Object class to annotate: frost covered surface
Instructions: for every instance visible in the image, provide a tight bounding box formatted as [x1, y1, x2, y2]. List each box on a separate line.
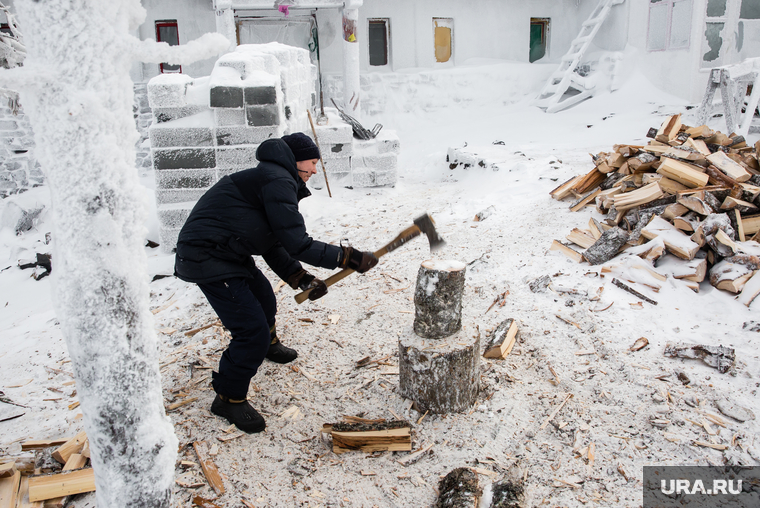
[1, 55, 760, 508]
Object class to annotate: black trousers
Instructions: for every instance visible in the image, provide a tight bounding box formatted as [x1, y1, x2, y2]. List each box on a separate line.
[197, 269, 277, 400]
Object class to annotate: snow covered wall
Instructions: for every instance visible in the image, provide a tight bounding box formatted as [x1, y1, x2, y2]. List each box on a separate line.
[0, 103, 43, 197]
[150, 42, 400, 251]
[149, 43, 317, 250]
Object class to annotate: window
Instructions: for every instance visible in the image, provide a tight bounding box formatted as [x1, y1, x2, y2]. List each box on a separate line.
[156, 20, 181, 73]
[530, 18, 549, 63]
[647, 0, 693, 52]
[433, 18, 453, 64]
[368, 19, 389, 66]
[701, 0, 729, 66]
[740, 0, 760, 18]
[0, 23, 10, 36]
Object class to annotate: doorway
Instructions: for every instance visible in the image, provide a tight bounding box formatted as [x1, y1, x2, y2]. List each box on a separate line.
[530, 18, 549, 63]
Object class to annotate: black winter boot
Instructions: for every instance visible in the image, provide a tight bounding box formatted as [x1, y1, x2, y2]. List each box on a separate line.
[210, 394, 266, 433]
[265, 324, 298, 364]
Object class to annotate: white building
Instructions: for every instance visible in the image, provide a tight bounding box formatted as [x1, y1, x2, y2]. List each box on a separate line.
[125, 0, 760, 106]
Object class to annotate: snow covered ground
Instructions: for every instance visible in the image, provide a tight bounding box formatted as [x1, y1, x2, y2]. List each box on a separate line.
[1, 59, 759, 507]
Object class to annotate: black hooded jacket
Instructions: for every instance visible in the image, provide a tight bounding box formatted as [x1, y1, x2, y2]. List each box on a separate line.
[174, 138, 343, 284]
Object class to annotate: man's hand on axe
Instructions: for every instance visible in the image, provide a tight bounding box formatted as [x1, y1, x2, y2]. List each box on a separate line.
[294, 213, 445, 304]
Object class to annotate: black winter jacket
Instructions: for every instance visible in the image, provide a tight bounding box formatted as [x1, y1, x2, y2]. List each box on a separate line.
[174, 138, 343, 284]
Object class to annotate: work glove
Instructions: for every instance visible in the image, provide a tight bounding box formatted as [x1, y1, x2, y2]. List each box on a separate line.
[340, 246, 378, 273]
[287, 269, 328, 301]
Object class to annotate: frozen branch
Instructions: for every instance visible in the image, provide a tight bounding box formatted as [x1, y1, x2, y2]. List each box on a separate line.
[132, 32, 230, 65]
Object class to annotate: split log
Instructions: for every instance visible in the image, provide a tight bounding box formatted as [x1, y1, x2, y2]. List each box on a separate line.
[0, 462, 16, 479]
[664, 146, 705, 163]
[583, 227, 629, 265]
[51, 431, 86, 465]
[657, 158, 709, 188]
[685, 125, 714, 138]
[0, 455, 34, 476]
[569, 188, 601, 212]
[641, 217, 701, 260]
[566, 229, 596, 249]
[737, 271, 760, 307]
[571, 168, 607, 195]
[550, 175, 584, 200]
[413, 260, 466, 339]
[436, 468, 481, 508]
[634, 238, 666, 263]
[549, 240, 583, 263]
[612, 182, 663, 210]
[693, 213, 737, 257]
[664, 343, 735, 374]
[627, 152, 657, 173]
[588, 218, 607, 239]
[193, 441, 224, 496]
[670, 258, 708, 283]
[655, 114, 682, 143]
[0, 470, 21, 508]
[721, 196, 758, 214]
[709, 260, 755, 293]
[28, 469, 95, 503]
[399, 331, 480, 414]
[483, 319, 519, 359]
[661, 202, 689, 221]
[707, 151, 752, 182]
[677, 194, 714, 216]
[322, 421, 412, 454]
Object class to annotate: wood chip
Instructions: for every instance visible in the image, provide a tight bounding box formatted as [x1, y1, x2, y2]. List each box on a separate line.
[167, 397, 198, 411]
[193, 441, 225, 496]
[539, 394, 574, 431]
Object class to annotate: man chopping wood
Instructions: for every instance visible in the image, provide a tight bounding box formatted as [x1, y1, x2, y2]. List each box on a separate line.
[174, 132, 378, 433]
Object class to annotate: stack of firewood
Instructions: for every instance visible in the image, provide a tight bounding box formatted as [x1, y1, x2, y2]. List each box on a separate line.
[550, 114, 760, 306]
[0, 432, 95, 506]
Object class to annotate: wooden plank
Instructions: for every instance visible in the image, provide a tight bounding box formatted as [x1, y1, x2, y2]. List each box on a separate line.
[736, 209, 746, 242]
[43, 454, 87, 508]
[51, 431, 87, 465]
[193, 441, 225, 496]
[28, 469, 95, 503]
[21, 440, 70, 452]
[0, 470, 21, 508]
[657, 158, 709, 188]
[16, 476, 43, 508]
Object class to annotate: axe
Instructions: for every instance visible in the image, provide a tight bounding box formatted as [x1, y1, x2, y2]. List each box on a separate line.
[295, 213, 445, 304]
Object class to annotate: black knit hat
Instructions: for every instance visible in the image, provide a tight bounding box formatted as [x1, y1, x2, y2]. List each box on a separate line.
[282, 132, 320, 162]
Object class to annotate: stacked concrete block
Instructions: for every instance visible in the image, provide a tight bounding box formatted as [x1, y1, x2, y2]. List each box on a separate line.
[0, 103, 43, 198]
[247, 43, 315, 135]
[307, 108, 353, 189]
[351, 128, 401, 188]
[149, 43, 318, 252]
[133, 83, 154, 174]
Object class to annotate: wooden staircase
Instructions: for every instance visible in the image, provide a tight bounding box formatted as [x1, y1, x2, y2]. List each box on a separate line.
[533, 0, 625, 113]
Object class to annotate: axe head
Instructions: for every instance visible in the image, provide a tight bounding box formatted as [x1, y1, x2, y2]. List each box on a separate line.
[414, 213, 446, 252]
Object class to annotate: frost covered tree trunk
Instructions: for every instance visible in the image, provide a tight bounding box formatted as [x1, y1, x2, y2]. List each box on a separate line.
[9, 1, 226, 506]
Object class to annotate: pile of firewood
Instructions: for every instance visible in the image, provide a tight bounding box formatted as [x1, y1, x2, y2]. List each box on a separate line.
[0, 432, 95, 506]
[549, 114, 760, 306]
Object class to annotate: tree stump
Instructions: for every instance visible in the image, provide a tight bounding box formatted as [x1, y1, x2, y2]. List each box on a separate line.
[413, 260, 466, 339]
[399, 260, 479, 413]
[435, 467, 481, 508]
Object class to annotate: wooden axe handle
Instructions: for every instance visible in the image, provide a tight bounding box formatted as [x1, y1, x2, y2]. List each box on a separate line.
[294, 224, 421, 304]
